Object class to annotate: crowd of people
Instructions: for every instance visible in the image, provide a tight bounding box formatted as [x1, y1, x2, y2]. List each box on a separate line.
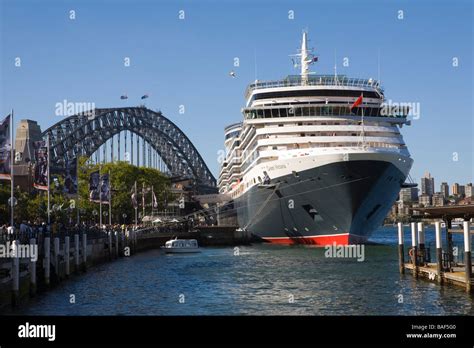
[0, 220, 143, 244]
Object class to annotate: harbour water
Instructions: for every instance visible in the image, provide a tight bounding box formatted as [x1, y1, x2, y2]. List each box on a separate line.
[8, 227, 474, 316]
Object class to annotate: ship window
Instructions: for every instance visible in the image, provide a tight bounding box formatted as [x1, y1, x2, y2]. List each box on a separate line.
[278, 124, 284, 127]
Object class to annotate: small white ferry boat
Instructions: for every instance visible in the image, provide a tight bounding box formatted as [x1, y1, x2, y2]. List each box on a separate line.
[162, 238, 201, 253]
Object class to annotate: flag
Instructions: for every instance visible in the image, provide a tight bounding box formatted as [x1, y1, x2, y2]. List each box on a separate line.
[0, 115, 12, 180]
[89, 171, 100, 202]
[62, 157, 77, 195]
[99, 173, 110, 204]
[120, 95, 128, 100]
[142, 184, 145, 208]
[350, 94, 363, 110]
[141, 94, 149, 100]
[33, 140, 48, 190]
[152, 191, 158, 208]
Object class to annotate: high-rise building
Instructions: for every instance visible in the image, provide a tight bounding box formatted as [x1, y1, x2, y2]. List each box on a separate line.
[399, 187, 418, 202]
[420, 172, 435, 196]
[419, 194, 431, 207]
[466, 183, 473, 198]
[440, 182, 449, 198]
[452, 183, 460, 196]
[459, 185, 465, 197]
[432, 192, 445, 207]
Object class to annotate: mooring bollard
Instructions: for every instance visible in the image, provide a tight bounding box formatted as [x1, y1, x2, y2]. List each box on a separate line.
[44, 236, 51, 286]
[398, 222, 404, 274]
[64, 236, 70, 277]
[410, 222, 418, 277]
[115, 231, 119, 257]
[82, 233, 87, 271]
[434, 221, 443, 284]
[74, 234, 80, 274]
[11, 240, 20, 306]
[463, 220, 472, 292]
[108, 231, 113, 259]
[54, 237, 60, 278]
[29, 238, 37, 296]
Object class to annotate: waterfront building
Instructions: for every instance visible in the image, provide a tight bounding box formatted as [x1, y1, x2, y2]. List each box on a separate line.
[420, 172, 435, 196]
[440, 182, 449, 198]
[466, 183, 473, 198]
[419, 194, 431, 207]
[432, 192, 445, 207]
[399, 187, 418, 202]
[452, 183, 460, 196]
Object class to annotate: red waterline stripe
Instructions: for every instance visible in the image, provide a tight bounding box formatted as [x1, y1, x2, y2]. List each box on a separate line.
[263, 233, 350, 246]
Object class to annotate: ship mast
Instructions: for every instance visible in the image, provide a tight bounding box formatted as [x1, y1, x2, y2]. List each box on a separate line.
[291, 31, 317, 86]
[301, 31, 310, 85]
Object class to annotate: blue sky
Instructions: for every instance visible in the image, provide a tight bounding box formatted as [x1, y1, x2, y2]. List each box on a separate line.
[0, 0, 472, 188]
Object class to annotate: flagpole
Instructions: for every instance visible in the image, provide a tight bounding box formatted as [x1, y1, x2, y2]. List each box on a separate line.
[142, 182, 145, 221]
[10, 109, 14, 228]
[47, 133, 51, 225]
[99, 163, 102, 228]
[134, 181, 138, 228]
[108, 170, 111, 225]
[76, 156, 80, 226]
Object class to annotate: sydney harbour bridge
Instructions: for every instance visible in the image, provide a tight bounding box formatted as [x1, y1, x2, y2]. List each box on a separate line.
[41, 107, 217, 194]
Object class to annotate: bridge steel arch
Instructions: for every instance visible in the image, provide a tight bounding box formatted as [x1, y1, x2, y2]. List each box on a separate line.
[42, 107, 216, 192]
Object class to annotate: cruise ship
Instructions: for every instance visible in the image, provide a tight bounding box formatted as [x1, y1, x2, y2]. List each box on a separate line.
[217, 32, 413, 245]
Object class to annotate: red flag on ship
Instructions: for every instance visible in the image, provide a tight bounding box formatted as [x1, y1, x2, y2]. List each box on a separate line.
[350, 94, 363, 109]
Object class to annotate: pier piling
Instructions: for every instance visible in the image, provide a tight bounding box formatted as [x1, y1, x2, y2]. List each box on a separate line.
[11, 240, 20, 306]
[463, 220, 472, 292]
[108, 231, 113, 260]
[82, 233, 87, 271]
[397, 222, 404, 274]
[434, 221, 443, 284]
[54, 237, 60, 279]
[65, 236, 70, 277]
[115, 232, 119, 258]
[410, 222, 418, 277]
[417, 222, 425, 251]
[74, 234, 80, 274]
[44, 237, 50, 286]
[29, 238, 37, 296]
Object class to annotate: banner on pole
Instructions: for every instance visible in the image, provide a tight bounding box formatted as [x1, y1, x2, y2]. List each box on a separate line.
[33, 140, 48, 190]
[89, 170, 100, 202]
[0, 115, 12, 180]
[62, 157, 78, 195]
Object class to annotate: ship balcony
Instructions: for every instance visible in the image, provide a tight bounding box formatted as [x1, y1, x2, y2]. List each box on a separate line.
[243, 104, 409, 120]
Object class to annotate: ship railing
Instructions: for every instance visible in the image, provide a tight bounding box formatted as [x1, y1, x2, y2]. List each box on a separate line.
[246, 75, 383, 97]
